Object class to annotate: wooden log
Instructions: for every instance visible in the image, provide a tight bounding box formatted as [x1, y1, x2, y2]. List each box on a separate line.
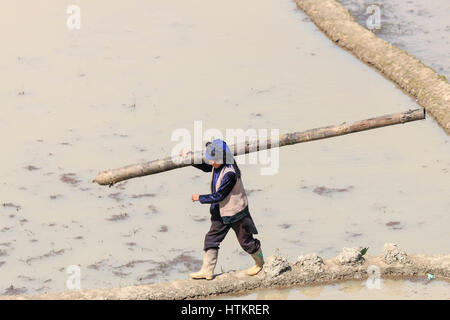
[93, 108, 425, 186]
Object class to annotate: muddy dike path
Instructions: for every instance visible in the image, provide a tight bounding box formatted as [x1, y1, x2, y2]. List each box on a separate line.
[4, 243, 449, 300]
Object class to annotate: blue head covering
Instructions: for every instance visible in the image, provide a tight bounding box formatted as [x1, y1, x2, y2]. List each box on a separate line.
[205, 139, 241, 178]
[205, 139, 232, 162]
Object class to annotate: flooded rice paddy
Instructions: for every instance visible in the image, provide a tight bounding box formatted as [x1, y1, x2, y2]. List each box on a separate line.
[0, 0, 449, 296]
[339, 0, 450, 79]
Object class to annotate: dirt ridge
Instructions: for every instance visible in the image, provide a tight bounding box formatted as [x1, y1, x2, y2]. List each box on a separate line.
[296, 0, 450, 134]
[4, 243, 449, 300]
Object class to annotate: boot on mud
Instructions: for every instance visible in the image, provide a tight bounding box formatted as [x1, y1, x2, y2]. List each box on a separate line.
[246, 248, 264, 276]
[190, 248, 218, 280]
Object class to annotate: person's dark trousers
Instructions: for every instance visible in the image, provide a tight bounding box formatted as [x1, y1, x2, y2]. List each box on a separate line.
[204, 214, 261, 254]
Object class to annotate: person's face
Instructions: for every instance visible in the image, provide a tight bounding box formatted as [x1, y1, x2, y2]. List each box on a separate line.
[210, 160, 222, 168]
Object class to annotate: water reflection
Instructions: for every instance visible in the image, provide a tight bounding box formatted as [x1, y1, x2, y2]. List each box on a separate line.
[228, 279, 450, 300]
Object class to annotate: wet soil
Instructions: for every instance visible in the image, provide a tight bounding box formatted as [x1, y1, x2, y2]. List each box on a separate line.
[4, 244, 449, 300]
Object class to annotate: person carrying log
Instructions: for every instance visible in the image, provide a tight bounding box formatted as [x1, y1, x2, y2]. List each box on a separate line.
[93, 109, 425, 187]
[187, 139, 264, 280]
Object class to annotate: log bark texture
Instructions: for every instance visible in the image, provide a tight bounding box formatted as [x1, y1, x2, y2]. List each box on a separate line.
[93, 108, 425, 186]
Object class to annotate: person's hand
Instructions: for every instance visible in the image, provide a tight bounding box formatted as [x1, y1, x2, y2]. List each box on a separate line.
[192, 194, 200, 202]
[180, 149, 192, 157]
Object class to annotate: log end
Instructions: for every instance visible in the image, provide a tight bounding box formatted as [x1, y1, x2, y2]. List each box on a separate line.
[93, 172, 112, 186]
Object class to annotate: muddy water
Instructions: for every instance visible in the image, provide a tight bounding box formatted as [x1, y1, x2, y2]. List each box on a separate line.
[223, 279, 450, 300]
[338, 0, 450, 78]
[0, 0, 449, 296]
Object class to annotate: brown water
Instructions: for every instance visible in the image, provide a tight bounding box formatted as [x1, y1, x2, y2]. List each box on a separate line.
[0, 0, 449, 296]
[223, 278, 450, 300]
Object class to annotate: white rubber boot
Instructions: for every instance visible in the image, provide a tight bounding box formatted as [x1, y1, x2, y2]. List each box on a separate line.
[190, 248, 218, 280]
[246, 248, 264, 276]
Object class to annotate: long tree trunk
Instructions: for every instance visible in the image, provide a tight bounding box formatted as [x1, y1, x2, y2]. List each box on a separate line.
[93, 108, 425, 186]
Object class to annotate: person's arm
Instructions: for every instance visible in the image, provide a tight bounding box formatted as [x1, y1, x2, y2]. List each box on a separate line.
[198, 172, 237, 204]
[192, 162, 212, 172]
[180, 150, 212, 172]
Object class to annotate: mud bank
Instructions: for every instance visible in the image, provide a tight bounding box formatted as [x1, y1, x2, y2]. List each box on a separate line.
[296, 0, 450, 134]
[5, 244, 449, 300]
